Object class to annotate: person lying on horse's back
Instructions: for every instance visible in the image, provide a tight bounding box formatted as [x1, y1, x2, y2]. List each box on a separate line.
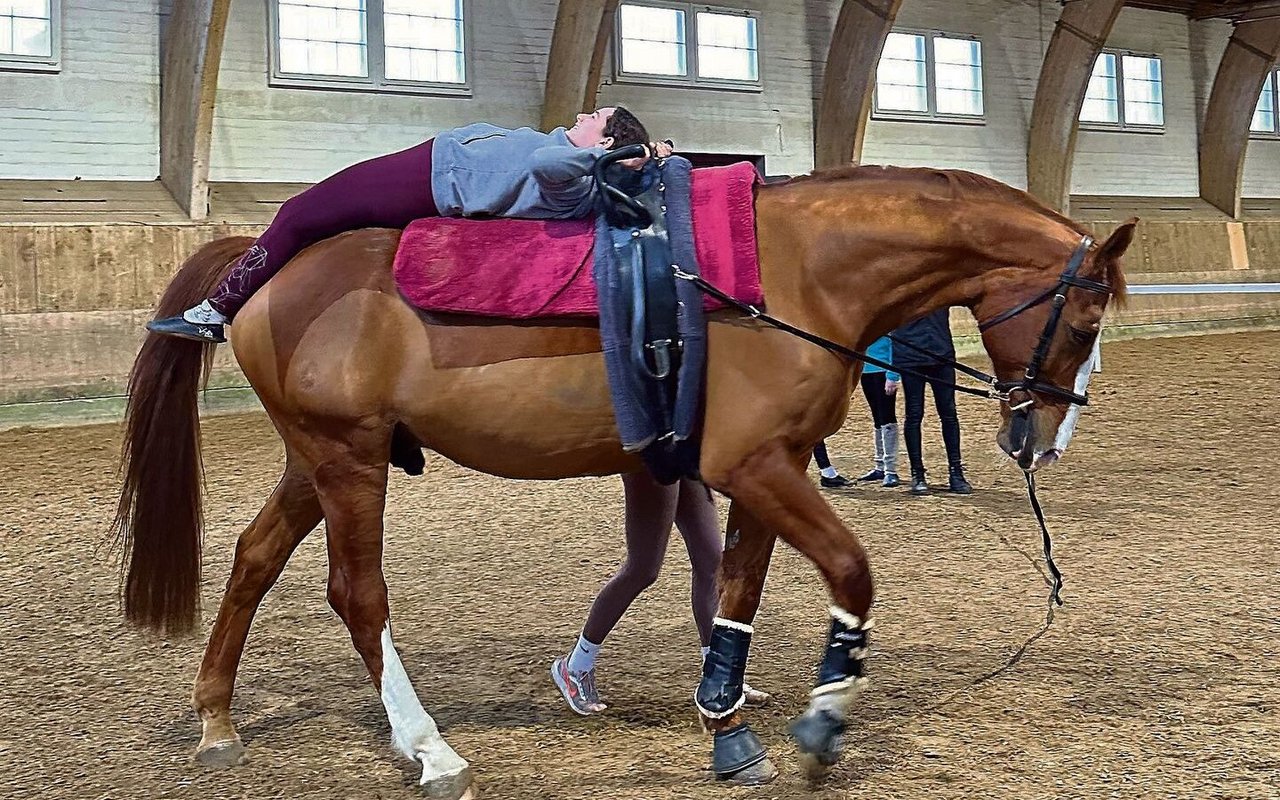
[145, 107, 673, 344]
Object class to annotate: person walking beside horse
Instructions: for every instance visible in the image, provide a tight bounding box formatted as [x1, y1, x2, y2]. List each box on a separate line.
[550, 474, 769, 715]
[853, 335, 902, 487]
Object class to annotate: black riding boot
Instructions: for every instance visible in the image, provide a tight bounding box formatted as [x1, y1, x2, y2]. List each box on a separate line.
[948, 464, 973, 494]
[909, 469, 929, 495]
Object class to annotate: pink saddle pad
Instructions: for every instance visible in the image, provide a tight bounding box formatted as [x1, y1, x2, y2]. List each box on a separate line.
[393, 162, 764, 319]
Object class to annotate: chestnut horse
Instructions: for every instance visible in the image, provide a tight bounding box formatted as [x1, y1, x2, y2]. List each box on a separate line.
[113, 166, 1132, 797]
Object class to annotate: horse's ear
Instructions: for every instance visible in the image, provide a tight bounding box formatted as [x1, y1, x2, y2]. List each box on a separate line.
[1094, 217, 1136, 301]
[1097, 218, 1138, 262]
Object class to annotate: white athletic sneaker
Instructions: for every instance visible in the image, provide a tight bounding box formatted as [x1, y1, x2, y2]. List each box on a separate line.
[182, 299, 228, 325]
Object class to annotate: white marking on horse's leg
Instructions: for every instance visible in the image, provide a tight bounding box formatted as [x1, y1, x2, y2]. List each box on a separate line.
[379, 625, 470, 788]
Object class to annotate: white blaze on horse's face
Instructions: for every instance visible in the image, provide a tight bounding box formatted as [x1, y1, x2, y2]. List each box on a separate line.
[1032, 333, 1103, 471]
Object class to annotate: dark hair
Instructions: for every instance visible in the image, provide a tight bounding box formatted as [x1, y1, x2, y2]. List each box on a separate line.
[603, 106, 649, 150]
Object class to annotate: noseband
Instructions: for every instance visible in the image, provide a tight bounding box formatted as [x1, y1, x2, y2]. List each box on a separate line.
[976, 236, 1112, 407]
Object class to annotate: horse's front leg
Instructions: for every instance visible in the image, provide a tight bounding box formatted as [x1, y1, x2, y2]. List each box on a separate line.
[705, 437, 874, 780]
[694, 502, 778, 784]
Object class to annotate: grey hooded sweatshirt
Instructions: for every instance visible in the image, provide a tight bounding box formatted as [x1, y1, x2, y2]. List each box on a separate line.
[429, 123, 607, 219]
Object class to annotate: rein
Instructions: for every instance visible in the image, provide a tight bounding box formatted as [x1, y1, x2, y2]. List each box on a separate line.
[672, 268, 1012, 402]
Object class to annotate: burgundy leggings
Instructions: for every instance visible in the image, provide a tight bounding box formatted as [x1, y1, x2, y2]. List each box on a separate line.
[581, 473, 722, 647]
[210, 139, 438, 318]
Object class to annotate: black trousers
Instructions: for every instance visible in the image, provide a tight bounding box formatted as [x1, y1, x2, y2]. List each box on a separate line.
[902, 364, 962, 475]
[813, 441, 833, 470]
[859, 372, 898, 426]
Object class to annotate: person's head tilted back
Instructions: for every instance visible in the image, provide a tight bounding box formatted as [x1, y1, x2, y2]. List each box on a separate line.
[566, 106, 649, 150]
[602, 106, 648, 150]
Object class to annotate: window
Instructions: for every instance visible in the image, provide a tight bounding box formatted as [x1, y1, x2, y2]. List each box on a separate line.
[1079, 50, 1164, 130]
[615, 2, 760, 89]
[873, 31, 983, 122]
[270, 0, 468, 94]
[0, 0, 59, 72]
[1252, 69, 1278, 138]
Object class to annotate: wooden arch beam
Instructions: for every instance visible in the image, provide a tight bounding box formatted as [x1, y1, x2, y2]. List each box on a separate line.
[1026, 0, 1126, 213]
[1199, 18, 1280, 218]
[542, 0, 619, 131]
[160, 0, 232, 220]
[814, 0, 903, 168]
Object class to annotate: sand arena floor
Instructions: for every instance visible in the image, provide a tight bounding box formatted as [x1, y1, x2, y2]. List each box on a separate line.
[1, 331, 1277, 800]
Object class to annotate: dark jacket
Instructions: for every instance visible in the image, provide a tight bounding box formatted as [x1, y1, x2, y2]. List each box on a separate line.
[892, 309, 956, 368]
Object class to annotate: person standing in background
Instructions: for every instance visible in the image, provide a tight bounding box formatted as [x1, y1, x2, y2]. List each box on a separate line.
[854, 335, 901, 488]
[893, 309, 973, 496]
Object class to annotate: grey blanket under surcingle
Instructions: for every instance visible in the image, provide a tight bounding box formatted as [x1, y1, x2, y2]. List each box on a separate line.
[592, 156, 707, 484]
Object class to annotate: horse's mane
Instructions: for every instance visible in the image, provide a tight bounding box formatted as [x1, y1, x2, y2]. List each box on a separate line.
[784, 165, 1092, 238]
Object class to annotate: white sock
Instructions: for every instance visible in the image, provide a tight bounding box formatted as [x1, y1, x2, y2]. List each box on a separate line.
[567, 633, 601, 674]
[701, 645, 710, 664]
[820, 466, 838, 479]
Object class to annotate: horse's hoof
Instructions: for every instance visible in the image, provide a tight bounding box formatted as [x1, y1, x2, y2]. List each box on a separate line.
[721, 757, 778, 785]
[798, 749, 837, 781]
[420, 764, 473, 800]
[788, 708, 844, 776]
[195, 737, 247, 768]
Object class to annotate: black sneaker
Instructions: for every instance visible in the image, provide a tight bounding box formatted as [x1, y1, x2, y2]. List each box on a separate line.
[909, 472, 930, 495]
[948, 468, 973, 495]
[146, 314, 226, 343]
[882, 472, 900, 488]
[855, 468, 885, 483]
[820, 474, 855, 490]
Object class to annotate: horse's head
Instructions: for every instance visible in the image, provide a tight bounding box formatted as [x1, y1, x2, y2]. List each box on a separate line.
[974, 218, 1135, 472]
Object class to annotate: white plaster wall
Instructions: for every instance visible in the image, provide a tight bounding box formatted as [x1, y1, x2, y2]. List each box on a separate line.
[860, 0, 1053, 189]
[209, 0, 558, 181]
[597, 0, 840, 177]
[0, 0, 160, 180]
[1070, 8, 1200, 196]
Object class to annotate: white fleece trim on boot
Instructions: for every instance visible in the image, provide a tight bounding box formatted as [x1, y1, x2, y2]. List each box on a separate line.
[713, 617, 754, 634]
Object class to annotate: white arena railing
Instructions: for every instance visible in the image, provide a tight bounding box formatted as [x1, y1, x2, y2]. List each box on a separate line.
[1127, 283, 1280, 294]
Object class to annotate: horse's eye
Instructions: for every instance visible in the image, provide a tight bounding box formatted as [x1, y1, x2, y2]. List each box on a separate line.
[1066, 325, 1095, 345]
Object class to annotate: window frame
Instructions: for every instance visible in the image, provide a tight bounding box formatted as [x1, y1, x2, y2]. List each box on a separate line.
[267, 0, 473, 97]
[0, 0, 61, 74]
[1249, 67, 1280, 141]
[1078, 48, 1166, 134]
[612, 1, 763, 92]
[871, 28, 986, 126]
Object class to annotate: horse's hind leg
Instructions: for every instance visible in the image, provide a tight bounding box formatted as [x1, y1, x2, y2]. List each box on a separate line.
[193, 462, 323, 766]
[310, 434, 472, 800]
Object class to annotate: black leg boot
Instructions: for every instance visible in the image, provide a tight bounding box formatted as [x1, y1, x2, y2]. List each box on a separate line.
[909, 469, 929, 495]
[948, 463, 973, 494]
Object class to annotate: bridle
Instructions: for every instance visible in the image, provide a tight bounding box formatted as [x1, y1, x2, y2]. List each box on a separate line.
[976, 235, 1113, 408]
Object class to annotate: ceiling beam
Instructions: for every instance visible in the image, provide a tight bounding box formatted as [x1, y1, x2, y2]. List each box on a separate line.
[1027, 0, 1126, 213]
[813, 0, 904, 168]
[159, 0, 232, 220]
[542, 0, 619, 131]
[1199, 18, 1280, 217]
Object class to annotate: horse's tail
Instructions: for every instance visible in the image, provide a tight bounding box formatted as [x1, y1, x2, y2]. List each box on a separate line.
[111, 236, 255, 635]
